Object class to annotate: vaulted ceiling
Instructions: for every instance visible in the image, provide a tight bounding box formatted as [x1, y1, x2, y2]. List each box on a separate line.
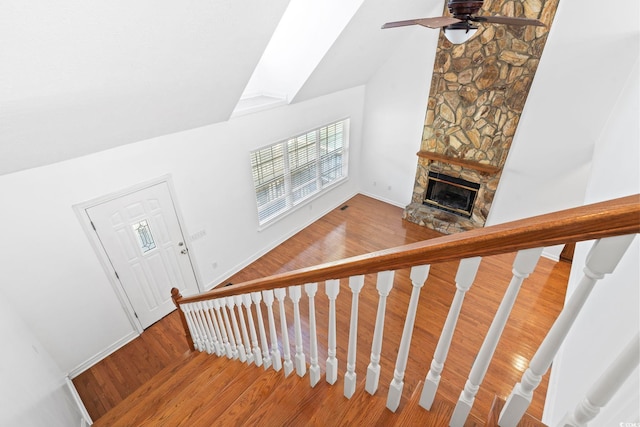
[1, 0, 638, 176]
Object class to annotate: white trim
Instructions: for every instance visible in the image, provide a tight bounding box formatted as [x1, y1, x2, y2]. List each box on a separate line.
[163, 178, 206, 290]
[72, 175, 203, 335]
[542, 249, 561, 262]
[73, 200, 143, 334]
[251, 118, 350, 228]
[68, 330, 138, 378]
[65, 376, 93, 426]
[205, 190, 358, 290]
[357, 190, 407, 209]
[231, 92, 288, 118]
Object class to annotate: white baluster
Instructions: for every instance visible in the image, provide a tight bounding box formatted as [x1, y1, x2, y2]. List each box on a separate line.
[420, 257, 481, 410]
[305, 282, 321, 387]
[386, 265, 430, 412]
[182, 305, 202, 352]
[220, 298, 238, 359]
[226, 296, 247, 362]
[366, 270, 395, 395]
[188, 304, 206, 352]
[262, 290, 282, 371]
[451, 248, 542, 427]
[344, 275, 365, 399]
[326, 279, 340, 385]
[193, 303, 209, 352]
[252, 291, 272, 369]
[185, 304, 203, 351]
[274, 288, 294, 377]
[212, 299, 233, 358]
[191, 303, 209, 353]
[235, 295, 254, 365]
[559, 333, 639, 427]
[198, 301, 219, 355]
[196, 302, 216, 354]
[205, 301, 225, 356]
[242, 294, 263, 367]
[499, 235, 636, 427]
[289, 285, 306, 377]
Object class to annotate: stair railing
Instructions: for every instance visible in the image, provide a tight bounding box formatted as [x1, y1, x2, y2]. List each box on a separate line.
[172, 194, 639, 426]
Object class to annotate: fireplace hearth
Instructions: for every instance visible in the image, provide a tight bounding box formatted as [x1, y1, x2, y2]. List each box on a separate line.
[423, 172, 479, 218]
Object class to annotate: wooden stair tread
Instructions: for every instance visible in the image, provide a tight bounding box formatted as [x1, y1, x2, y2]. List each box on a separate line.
[280, 377, 343, 426]
[147, 358, 264, 426]
[93, 352, 545, 427]
[393, 380, 485, 427]
[486, 395, 547, 427]
[93, 350, 207, 426]
[193, 367, 286, 426]
[330, 382, 390, 427]
[240, 373, 315, 426]
[95, 353, 254, 426]
[93, 351, 548, 427]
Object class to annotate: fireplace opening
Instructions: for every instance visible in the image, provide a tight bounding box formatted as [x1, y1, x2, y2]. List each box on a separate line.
[423, 172, 480, 218]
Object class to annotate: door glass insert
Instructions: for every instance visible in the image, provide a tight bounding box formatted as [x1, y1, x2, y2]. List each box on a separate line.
[132, 220, 156, 253]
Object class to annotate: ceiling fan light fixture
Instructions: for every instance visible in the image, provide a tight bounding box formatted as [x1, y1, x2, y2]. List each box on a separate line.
[443, 22, 478, 44]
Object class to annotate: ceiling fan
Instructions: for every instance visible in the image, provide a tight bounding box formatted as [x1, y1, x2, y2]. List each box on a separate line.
[382, 0, 545, 44]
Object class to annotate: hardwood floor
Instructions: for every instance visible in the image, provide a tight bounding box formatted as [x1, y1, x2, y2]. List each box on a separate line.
[74, 194, 569, 425]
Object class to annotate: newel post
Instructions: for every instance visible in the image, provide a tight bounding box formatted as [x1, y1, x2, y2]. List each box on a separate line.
[171, 288, 195, 352]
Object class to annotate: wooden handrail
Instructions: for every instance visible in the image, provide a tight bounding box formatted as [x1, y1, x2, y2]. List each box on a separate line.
[176, 194, 639, 304]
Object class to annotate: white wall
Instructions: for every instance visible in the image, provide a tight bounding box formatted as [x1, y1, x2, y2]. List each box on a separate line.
[487, 0, 639, 253]
[0, 288, 82, 426]
[359, 28, 439, 207]
[543, 58, 639, 426]
[0, 86, 364, 375]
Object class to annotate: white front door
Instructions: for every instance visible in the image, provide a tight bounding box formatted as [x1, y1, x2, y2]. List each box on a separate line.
[86, 182, 199, 329]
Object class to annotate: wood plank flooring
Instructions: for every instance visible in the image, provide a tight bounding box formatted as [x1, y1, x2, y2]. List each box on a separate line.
[74, 194, 570, 425]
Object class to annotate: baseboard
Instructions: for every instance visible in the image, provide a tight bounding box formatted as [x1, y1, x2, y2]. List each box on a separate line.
[358, 190, 408, 209]
[542, 244, 564, 262]
[204, 191, 359, 290]
[65, 376, 93, 426]
[68, 330, 138, 378]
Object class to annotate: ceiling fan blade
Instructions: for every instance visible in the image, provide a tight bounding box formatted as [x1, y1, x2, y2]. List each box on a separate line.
[471, 15, 545, 27]
[382, 16, 461, 29]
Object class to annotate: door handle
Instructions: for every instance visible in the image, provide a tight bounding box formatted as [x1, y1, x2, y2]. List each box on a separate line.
[181, 248, 188, 254]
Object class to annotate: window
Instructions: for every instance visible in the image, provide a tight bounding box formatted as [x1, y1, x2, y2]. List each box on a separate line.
[132, 219, 156, 253]
[251, 119, 349, 225]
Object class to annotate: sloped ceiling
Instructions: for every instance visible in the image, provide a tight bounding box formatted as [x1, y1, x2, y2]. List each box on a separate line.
[0, 0, 290, 175]
[293, 0, 444, 103]
[1, 0, 638, 177]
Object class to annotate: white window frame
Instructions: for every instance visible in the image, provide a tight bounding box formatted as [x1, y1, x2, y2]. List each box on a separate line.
[250, 118, 350, 228]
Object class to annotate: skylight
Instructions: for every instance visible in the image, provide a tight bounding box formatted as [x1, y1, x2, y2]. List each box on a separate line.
[232, 0, 364, 117]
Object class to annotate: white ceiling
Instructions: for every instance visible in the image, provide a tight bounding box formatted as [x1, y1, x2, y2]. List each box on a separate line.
[1, 0, 291, 175]
[1, 0, 638, 176]
[1, 0, 449, 176]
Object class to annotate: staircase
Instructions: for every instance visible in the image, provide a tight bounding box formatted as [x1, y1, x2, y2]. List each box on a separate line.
[94, 348, 492, 426]
[95, 195, 638, 426]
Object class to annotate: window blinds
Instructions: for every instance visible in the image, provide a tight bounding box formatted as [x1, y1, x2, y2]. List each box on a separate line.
[250, 119, 348, 225]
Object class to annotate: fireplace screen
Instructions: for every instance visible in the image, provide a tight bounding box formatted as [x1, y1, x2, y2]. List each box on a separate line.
[423, 172, 480, 218]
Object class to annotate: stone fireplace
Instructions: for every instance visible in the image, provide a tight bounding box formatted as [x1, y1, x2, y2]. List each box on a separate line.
[403, 0, 558, 234]
[404, 151, 500, 233]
